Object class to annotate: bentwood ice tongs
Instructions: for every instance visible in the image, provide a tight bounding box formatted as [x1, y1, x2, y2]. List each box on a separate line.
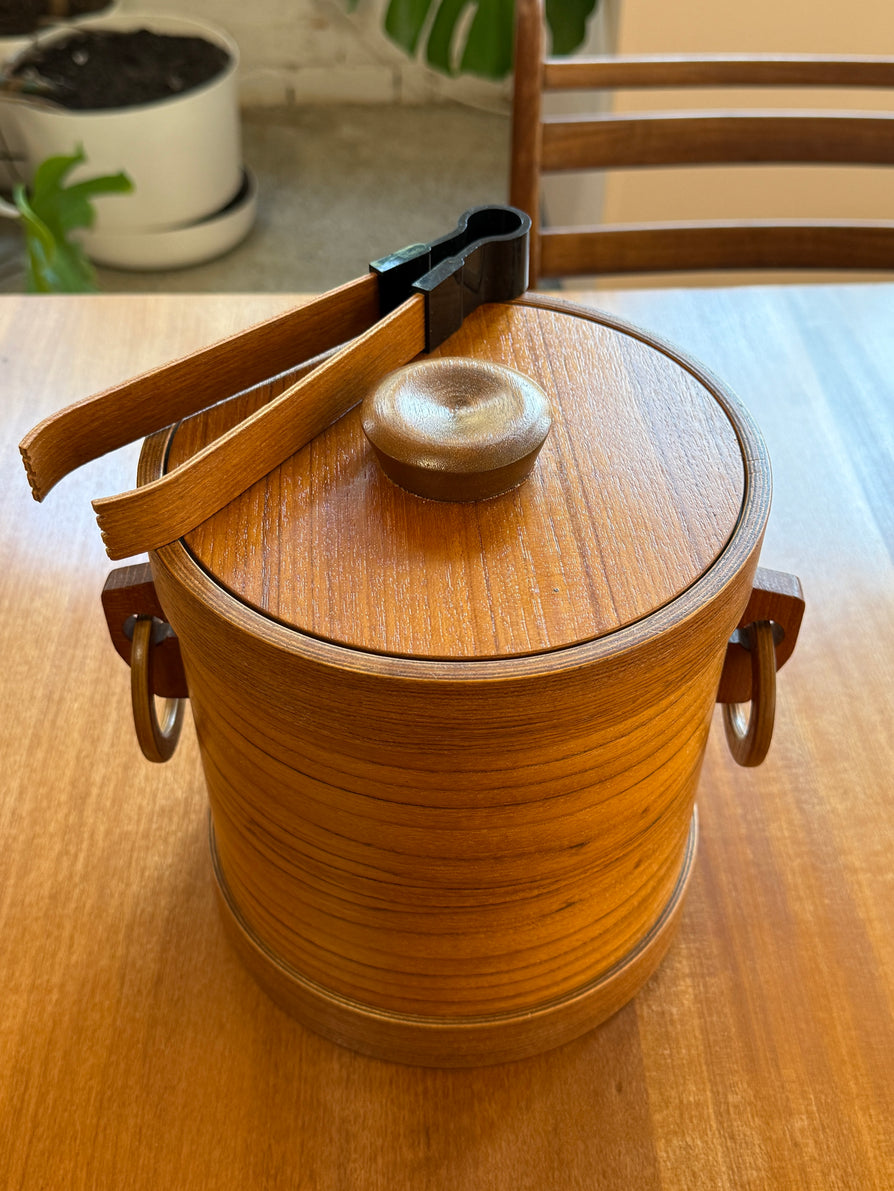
[20, 206, 530, 560]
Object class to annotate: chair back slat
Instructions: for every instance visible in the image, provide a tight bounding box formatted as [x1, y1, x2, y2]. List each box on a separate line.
[510, 0, 894, 283]
[543, 54, 894, 90]
[540, 222, 894, 276]
[541, 113, 894, 171]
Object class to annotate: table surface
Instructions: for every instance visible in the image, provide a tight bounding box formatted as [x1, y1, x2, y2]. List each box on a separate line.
[1, 286, 891, 1190]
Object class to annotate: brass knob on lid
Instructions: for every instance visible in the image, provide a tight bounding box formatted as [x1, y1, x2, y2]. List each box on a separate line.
[362, 357, 552, 502]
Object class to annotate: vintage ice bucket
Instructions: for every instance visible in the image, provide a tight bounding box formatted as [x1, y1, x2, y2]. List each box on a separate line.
[23, 210, 803, 1066]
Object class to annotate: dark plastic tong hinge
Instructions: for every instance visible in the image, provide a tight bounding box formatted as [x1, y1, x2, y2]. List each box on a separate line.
[369, 205, 531, 352]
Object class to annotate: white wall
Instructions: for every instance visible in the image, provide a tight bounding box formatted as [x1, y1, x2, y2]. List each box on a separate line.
[118, 0, 511, 107]
[541, 0, 618, 228]
[601, 0, 894, 233]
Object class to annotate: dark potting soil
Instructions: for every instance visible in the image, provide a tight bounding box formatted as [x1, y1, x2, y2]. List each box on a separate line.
[0, 1, 111, 38]
[11, 28, 231, 110]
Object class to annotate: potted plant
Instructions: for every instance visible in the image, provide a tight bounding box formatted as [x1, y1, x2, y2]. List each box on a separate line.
[3, 10, 255, 269]
[0, 0, 117, 59]
[0, 1, 118, 190]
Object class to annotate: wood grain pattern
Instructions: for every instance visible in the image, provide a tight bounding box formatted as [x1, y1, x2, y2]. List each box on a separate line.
[211, 815, 697, 1066]
[540, 112, 894, 171]
[2, 287, 891, 1186]
[717, 565, 805, 703]
[19, 273, 379, 501]
[510, 0, 894, 283]
[539, 220, 894, 277]
[92, 293, 426, 560]
[101, 562, 188, 698]
[543, 53, 894, 91]
[167, 300, 745, 659]
[361, 356, 552, 503]
[510, 0, 545, 281]
[136, 295, 769, 1062]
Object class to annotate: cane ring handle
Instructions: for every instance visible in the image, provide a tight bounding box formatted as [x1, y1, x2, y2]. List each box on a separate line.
[723, 620, 777, 767]
[131, 615, 184, 763]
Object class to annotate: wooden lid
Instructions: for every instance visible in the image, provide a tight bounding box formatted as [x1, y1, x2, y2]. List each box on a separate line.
[165, 297, 747, 661]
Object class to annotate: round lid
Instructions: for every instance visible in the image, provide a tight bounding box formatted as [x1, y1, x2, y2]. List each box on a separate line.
[164, 297, 747, 661]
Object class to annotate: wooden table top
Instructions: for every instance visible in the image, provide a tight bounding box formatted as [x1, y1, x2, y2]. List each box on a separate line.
[1, 286, 891, 1190]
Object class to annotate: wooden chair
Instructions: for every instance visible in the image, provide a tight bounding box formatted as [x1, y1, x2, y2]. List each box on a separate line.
[509, 0, 894, 285]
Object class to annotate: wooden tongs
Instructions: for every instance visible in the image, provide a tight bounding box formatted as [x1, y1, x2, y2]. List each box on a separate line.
[20, 206, 531, 560]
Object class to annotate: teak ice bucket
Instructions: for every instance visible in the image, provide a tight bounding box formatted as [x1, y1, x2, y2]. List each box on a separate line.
[21, 210, 804, 1067]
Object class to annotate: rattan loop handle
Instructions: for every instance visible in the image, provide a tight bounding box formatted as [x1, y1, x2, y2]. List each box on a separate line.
[131, 616, 184, 763]
[723, 620, 777, 767]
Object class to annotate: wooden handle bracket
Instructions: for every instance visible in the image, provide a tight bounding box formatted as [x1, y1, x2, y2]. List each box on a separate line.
[101, 563, 188, 698]
[716, 566, 805, 705]
[101, 562, 188, 762]
[715, 566, 804, 767]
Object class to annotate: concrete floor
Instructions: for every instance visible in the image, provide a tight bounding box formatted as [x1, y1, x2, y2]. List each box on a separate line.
[0, 103, 511, 294]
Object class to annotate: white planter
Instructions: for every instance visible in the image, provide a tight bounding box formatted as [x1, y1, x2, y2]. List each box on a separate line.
[0, 3, 121, 191]
[7, 11, 242, 231]
[1, 33, 32, 66]
[80, 166, 258, 271]
[1, 2, 120, 70]
[0, 1, 120, 56]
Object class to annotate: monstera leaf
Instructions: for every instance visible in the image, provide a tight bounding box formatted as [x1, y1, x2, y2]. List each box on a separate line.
[376, 0, 599, 80]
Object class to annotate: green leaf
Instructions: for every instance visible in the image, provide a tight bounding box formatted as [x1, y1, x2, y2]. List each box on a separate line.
[545, 0, 598, 55]
[426, 0, 471, 74]
[12, 187, 55, 262]
[13, 184, 96, 293]
[12, 147, 133, 293]
[459, 0, 515, 78]
[31, 148, 86, 203]
[381, 0, 599, 80]
[384, 0, 433, 55]
[51, 171, 134, 233]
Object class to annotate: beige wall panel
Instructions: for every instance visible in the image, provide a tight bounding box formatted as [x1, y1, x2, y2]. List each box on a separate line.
[600, 0, 894, 245]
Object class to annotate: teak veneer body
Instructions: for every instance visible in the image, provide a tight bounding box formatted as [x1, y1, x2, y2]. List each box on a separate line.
[138, 297, 771, 1065]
